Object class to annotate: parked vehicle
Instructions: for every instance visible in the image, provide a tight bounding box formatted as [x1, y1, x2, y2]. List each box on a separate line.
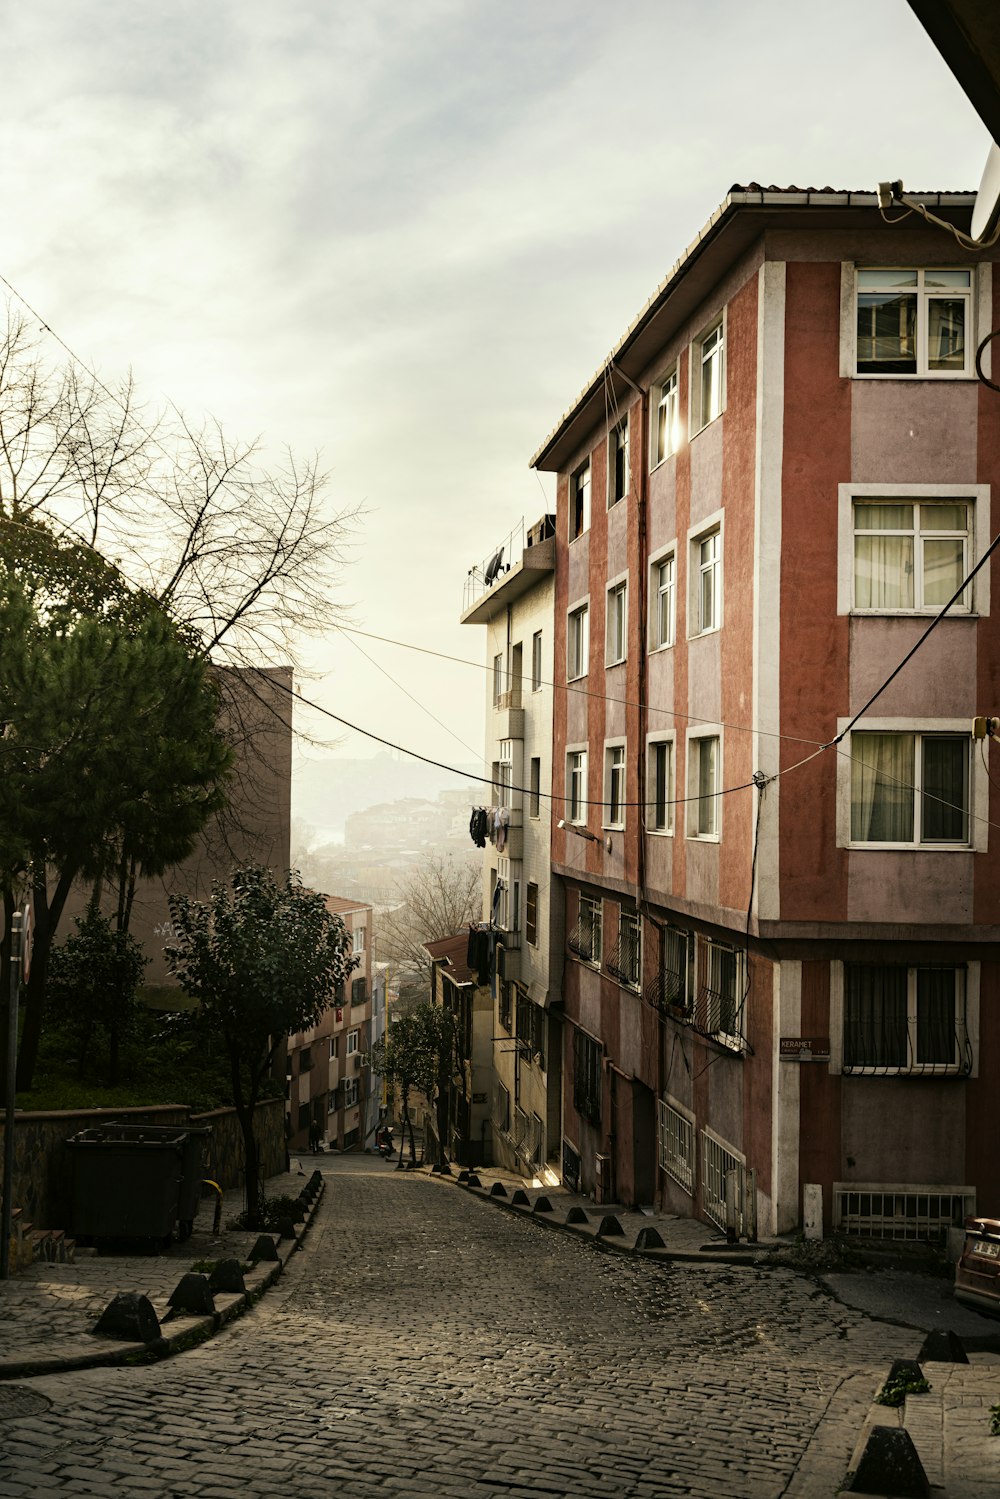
[954, 1216, 1000, 1317]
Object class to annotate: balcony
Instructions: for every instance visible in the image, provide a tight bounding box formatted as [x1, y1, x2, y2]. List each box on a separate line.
[461, 515, 556, 625]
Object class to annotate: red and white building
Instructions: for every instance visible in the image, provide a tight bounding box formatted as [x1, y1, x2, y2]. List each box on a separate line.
[532, 186, 1000, 1240]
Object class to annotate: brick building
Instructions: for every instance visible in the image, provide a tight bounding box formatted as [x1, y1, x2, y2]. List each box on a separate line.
[531, 186, 1000, 1239]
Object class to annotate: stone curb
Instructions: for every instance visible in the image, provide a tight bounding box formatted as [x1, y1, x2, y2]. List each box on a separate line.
[428, 1168, 782, 1267]
[0, 1181, 324, 1381]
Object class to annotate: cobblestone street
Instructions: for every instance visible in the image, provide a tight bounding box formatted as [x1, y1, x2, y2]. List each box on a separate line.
[0, 1157, 912, 1499]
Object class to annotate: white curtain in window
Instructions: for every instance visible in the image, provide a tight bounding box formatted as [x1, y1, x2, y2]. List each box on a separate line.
[854, 504, 913, 608]
[851, 733, 914, 841]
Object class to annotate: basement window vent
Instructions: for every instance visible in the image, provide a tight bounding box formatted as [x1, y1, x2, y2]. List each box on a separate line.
[833, 1183, 975, 1244]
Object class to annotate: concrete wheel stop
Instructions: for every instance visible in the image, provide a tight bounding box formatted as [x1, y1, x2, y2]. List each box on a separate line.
[844, 1426, 930, 1497]
[93, 1292, 161, 1343]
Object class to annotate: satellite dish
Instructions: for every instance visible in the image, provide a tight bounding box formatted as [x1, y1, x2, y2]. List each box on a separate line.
[972, 141, 1000, 243]
[483, 547, 504, 586]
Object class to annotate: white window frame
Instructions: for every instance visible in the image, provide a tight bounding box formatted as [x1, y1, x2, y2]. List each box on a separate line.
[352, 927, 365, 954]
[347, 1029, 359, 1056]
[493, 652, 504, 705]
[578, 895, 602, 968]
[836, 483, 989, 618]
[529, 756, 541, 819]
[840, 262, 991, 381]
[649, 543, 676, 652]
[690, 317, 725, 435]
[566, 744, 588, 825]
[851, 266, 974, 379]
[567, 600, 589, 681]
[651, 365, 679, 468]
[605, 576, 627, 666]
[686, 728, 722, 841]
[835, 717, 984, 852]
[616, 908, 641, 989]
[646, 733, 675, 835]
[570, 461, 591, 541]
[609, 417, 629, 506]
[531, 630, 543, 691]
[603, 739, 626, 831]
[343, 1077, 359, 1108]
[703, 938, 746, 1049]
[828, 960, 979, 1077]
[688, 512, 723, 638]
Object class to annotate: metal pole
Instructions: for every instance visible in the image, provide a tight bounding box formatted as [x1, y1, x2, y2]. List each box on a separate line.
[1, 910, 23, 1281]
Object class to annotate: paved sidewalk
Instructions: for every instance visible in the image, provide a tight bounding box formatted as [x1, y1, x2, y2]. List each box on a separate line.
[0, 1162, 318, 1379]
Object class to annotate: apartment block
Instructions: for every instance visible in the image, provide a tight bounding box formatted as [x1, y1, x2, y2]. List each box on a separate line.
[286, 895, 373, 1153]
[532, 186, 1000, 1240]
[461, 517, 564, 1179]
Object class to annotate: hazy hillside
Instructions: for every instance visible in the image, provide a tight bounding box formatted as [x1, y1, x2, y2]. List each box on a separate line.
[293, 751, 481, 842]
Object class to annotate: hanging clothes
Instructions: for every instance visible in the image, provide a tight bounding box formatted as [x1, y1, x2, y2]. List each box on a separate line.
[469, 806, 488, 849]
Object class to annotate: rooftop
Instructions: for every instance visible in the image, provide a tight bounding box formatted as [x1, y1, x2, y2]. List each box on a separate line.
[530, 184, 977, 472]
[423, 933, 475, 985]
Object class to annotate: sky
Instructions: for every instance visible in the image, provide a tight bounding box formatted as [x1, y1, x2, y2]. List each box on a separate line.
[0, 0, 990, 807]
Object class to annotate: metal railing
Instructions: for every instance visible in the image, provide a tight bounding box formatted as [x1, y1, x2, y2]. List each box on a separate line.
[834, 1184, 975, 1243]
[657, 1100, 694, 1195]
[463, 518, 526, 613]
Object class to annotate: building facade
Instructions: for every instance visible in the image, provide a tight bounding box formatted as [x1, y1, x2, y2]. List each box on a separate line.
[424, 934, 493, 1167]
[532, 186, 1000, 1240]
[461, 517, 564, 1181]
[286, 895, 373, 1154]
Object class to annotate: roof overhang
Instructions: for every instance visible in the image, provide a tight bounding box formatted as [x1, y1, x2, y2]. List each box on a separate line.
[529, 188, 975, 474]
[908, 1, 1000, 145]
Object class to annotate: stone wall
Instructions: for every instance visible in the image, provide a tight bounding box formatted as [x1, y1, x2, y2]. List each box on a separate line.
[1, 1097, 286, 1232]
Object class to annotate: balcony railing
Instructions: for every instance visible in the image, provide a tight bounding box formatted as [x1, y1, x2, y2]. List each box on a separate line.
[464, 519, 526, 613]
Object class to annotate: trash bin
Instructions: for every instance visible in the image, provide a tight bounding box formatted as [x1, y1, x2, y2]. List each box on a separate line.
[67, 1124, 191, 1245]
[954, 1215, 1000, 1317]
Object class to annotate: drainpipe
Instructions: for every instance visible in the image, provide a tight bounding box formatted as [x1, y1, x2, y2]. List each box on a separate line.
[610, 360, 653, 1206]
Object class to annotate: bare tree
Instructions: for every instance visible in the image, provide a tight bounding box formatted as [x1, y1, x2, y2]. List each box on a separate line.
[376, 852, 482, 995]
[0, 302, 360, 673]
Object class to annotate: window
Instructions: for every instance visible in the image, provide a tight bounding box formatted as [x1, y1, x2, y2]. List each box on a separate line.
[344, 1077, 359, 1109]
[650, 553, 675, 650]
[352, 927, 365, 954]
[531, 630, 542, 691]
[497, 739, 514, 805]
[703, 939, 745, 1044]
[351, 976, 367, 1005]
[493, 653, 504, 705]
[661, 924, 695, 1013]
[604, 743, 626, 829]
[687, 734, 720, 839]
[608, 908, 640, 989]
[853, 500, 970, 612]
[567, 603, 589, 680]
[347, 1029, 359, 1055]
[610, 418, 629, 505]
[653, 367, 679, 465]
[529, 757, 540, 818]
[694, 529, 721, 635]
[855, 268, 971, 377]
[657, 1098, 694, 1194]
[606, 580, 627, 665]
[495, 1080, 510, 1132]
[647, 738, 674, 833]
[566, 748, 588, 824]
[568, 894, 602, 965]
[572, 1028, 602, 1125]
[299, 1046, 312, 1072]
[843, 964, 968, 1073]
[692, 321, 724, 433]
[516, 991, 545, 1066]
[570, 462, 591, 540]
[850, 732, 969, 845]
[525, 882, 538, 946]
[499, 979, 512, 1033]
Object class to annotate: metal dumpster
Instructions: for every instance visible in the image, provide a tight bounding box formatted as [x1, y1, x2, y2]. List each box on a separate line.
[954, 1215, 1000, 1317]
[67, 1124, 196, 1246]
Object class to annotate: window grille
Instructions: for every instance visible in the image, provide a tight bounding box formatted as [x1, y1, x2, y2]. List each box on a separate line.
[606, 910, 641, 989]
[657, 1100, 694, 1194]
[567, 897, 602, 964]
[701, 1131, 745, 1234]
[842, 964, 971, 1075]
[692, 941, 747, 1049]
[834, 1184, 974, 1243]
[572, 1028, 602, 1125]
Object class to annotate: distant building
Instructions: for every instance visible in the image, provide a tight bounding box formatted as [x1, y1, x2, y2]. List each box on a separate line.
[424, 933, 493, 1167]
[286, 895, 373, 1153]
[460, 514, 564, 1181]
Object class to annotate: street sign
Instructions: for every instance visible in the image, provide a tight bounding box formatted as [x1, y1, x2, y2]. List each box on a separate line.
[779, 1036, 831, 1061]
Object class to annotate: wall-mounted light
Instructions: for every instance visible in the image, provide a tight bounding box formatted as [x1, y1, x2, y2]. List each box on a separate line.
[557, 819, 613, 853]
